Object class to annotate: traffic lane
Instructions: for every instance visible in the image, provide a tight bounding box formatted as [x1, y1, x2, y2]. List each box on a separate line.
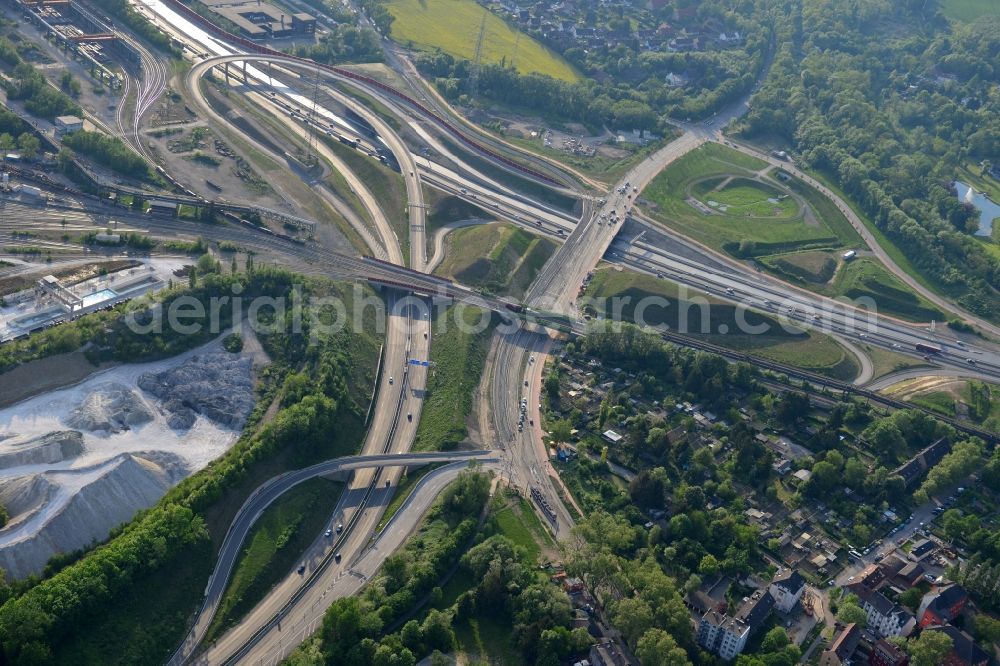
[615, 245, 1000, 377]
[234, 460, 499, 666]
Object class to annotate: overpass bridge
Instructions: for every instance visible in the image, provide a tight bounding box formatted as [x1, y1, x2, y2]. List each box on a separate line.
[169, 450, 496, 665]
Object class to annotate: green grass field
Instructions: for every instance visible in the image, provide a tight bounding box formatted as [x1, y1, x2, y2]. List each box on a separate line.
[207, 478, 343, 641]
[385, 0, 579, 82]
[435, 222, 556, 298]
[692, 176, 798, 218]
[762, 250, 839, 283]
[425, 190, 496, 233]
[893, 379, 1000, 432]
[412, 304, 495, 451]
[863, 344, 933, 380]
[941, 0, 999, 21]
[641, 143, 847, 257]
[833, 258, 945, 322]
[585, 268, 860, 380]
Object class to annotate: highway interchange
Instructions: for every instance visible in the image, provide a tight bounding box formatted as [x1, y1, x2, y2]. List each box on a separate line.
[4, 2, 1000, 663]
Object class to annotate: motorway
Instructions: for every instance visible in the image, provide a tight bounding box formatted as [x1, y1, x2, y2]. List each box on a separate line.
[168, 451, 494, 665]
[6, 0, 1000, 662]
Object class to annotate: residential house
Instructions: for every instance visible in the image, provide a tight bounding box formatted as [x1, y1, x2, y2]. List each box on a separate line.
[924, 625, 989, 666]
[769, 569, 805, 613]
[909, 538, 937, 562]
[917, 584, 969, 628]
[819, 623, 861, 666]
[846, 583, 915, 638]
[589, 639, 632, 666]
[697, 611, 750, 660]
[735, 589, 775, 630]
[857, 563, 886, 589]
[869, 639, 909, 666]
[895, 561, 926, 588]
[893, 438, 951, 488]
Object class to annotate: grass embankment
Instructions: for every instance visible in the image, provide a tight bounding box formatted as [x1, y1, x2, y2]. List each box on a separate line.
[434, 222, 556, 298]
[206, 478, 344, 641]
[424, 189, 496, 233]
[319, 135, 410, 263]
[863, 344, 934, 380]
[491, 490, 555, 563]
[412, 305, 496, 451]
[641, 143, 851, 257]
[585, 268, 860, 381]
[761, 254, 946, 322]
[439, 135, 581, 215]
[376, 462, 445, 531]
[385, 0, 579, 82]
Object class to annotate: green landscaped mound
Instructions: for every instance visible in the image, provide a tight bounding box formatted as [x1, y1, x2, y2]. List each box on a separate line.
[641, 143, 847, 258]
[761, 250, 839, 284]
[385, 0, 579, 82]
[691, 176, 799, 219]
[584, 268, 860, 381]
[834, 258, 945, 323]
[434, 222, 556, 298]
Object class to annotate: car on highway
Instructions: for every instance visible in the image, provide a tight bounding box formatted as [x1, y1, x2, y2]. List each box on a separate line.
[334, 553, 342, 563]
[297, 564, 306, 575]
[407, 412, 412, 421]
[388, 376, 394, 384]
[324, 528, 332, 538]
[336, 523, 343, 533]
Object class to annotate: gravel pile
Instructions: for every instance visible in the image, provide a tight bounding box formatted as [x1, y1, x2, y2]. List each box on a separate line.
[65, 384, 154, 434]
[0, 431, 84, 468]
[137, 353, 255, 430]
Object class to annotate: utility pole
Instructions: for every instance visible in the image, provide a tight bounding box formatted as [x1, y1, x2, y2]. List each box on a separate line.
[467, 10, 487, 99]
[306, 71, 320, 165]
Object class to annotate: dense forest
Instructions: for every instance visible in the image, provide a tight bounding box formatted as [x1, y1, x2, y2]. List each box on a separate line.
[741, 0, 1000, 319]
[61, 130, 151, 179]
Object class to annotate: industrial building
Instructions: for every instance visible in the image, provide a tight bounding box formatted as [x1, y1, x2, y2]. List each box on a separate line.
[200, 0, 315, 40]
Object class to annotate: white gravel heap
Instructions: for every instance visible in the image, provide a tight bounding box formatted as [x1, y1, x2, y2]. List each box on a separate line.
[0, 431, 84, 468]
[65, 383, 155, 435]
[0, 452, 188, 579]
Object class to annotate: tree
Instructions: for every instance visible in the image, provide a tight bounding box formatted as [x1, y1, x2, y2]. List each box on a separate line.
[836, 602, 868, 627]
[698, 554, 720, 577]
[420, 609, 454, 653]
[899, 587, 923, 612]
[629, 469, 666, 509]
[761, 627, 790, 652]
[16, 133, 39, 161]
[973, 615, 1000, 647]
[545, 372, 560, 402]
[636, 628, 690, 666]
[612, 597, 653, 649]
[906, 629, 953, 666]
[0, 134, 14, 162]
[550, 419, 572, 445]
